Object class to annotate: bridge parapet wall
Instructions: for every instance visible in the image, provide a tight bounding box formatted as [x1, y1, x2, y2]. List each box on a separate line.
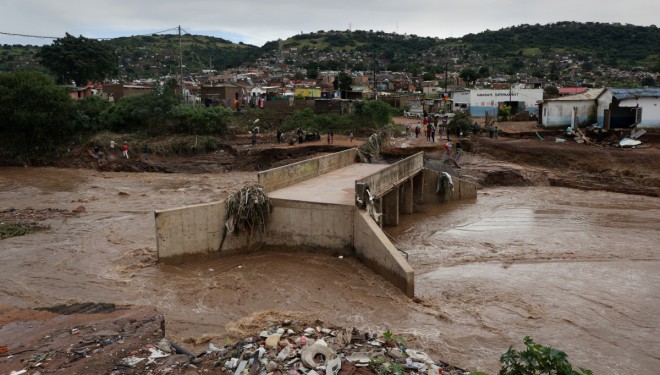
[258, 148, 357, 192]
[355, 152, 424, 201]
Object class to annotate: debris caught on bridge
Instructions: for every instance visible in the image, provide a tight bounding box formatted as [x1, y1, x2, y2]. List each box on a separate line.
[436, 172, 454, 203]
[221, 184, 273, 248]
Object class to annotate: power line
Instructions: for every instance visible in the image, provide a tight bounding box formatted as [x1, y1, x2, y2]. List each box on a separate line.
[0, 31, 58, 39]
[0, 26, 185, 41]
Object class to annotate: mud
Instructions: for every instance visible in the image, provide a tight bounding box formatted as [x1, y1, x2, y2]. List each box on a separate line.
[1, 127, 660, 374]
[1, 164, 659, 374]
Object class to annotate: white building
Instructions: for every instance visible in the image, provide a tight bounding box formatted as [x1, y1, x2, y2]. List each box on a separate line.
[596, 88, 660, 129]
[451, 88, 543, 116]
[541, 89, 604, 127]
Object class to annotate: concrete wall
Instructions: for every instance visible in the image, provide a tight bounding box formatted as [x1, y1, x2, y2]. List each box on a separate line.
[155, 200, 255, 263]
[353, 210, 415, 297]
[258, 148, 357, 192]
[542, 100, 595, 127]
[266, 199, 355, 251]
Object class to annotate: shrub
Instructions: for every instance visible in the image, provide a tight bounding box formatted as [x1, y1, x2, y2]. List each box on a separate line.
[170, 104, 231, 134]
[99, 90, 178, 133]
[448, 110, 474, 136]
[499, 336, 592, 375]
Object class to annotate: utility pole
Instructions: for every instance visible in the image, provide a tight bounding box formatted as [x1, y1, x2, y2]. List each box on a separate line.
[444, 62, 448, 96]
[373, 51, 377, 100]
[444, 62, 448, 111]
[178, 25, 184, 102]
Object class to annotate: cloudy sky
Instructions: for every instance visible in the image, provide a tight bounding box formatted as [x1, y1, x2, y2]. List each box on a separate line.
[1, 0, 658, 47]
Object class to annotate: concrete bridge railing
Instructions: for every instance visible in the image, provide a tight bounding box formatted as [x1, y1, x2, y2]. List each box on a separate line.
[354, 152, 424, 202]
[258, 148, 357, 192]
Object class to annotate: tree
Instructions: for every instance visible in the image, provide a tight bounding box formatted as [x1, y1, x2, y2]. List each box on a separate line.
[544, 85, 560, 97]
[355, 100, 392, 127]
[37, 33, 117, 86]
[477, 66, 490, 78]
[641, 75, 657, 87]
[333, 72, 353, 92]
[0, 71, 74, 162]
[305, 62, 319, 79]
[422, 72, 436, 81]
[531, 68, 545, 78]
[460, 67, 478, 86]
[100, 89, 178, 134]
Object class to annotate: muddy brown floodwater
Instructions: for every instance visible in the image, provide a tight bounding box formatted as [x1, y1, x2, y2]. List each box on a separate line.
[1, 167, 659, 374]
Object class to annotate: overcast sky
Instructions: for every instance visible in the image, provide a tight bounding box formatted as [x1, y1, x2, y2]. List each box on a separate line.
[1, 0, 658, 47]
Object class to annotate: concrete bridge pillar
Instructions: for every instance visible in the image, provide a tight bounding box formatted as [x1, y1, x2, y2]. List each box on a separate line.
[412, 171, 425, 203]
[400, 178, 414, 215]
[382, 187, 399, 226]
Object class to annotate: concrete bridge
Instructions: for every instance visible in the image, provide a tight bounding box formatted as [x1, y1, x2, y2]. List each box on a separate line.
[155, 148, 477, 297]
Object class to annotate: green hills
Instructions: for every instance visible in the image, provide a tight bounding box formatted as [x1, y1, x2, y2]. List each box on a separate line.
[1, 22, 658, 82]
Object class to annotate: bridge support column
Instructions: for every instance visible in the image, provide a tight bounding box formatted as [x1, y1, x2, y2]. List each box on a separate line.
[400, 178, 414, 215]
[412, 171, 424, 204]
[382, 187, 399, 226]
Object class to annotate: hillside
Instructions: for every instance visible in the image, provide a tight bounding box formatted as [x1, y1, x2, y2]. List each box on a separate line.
[1, 22, 658, 85]
[0, 34, 264, 80]
[455, 21, 660, 70]
[267, 23, 659, 84]
[106, 34, 263, 79]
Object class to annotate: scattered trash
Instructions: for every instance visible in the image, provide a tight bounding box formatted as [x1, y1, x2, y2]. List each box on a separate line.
[630, 129, 646, 140]
[555, 137, 566, 143]
[619, 138, 642, 147]
[119, 355, 145, 368]
[109, 321, 469, 374]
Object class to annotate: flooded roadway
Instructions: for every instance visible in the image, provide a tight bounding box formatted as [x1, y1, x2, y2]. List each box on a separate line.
[0, 167, 658, 374]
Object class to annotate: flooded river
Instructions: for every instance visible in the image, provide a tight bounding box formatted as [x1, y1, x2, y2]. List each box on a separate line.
[0, 168, 658, 374]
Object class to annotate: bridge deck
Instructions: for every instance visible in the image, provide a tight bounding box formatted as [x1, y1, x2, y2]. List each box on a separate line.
[268, 163, 388, 205]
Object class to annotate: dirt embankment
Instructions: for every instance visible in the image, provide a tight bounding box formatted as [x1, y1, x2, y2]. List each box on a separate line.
[52, 121, 660, 197]
[55, 135, 356, 174]
[388, 118, 660, 197]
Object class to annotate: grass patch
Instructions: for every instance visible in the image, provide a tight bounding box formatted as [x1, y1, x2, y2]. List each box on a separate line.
[0, 222, 50, 240]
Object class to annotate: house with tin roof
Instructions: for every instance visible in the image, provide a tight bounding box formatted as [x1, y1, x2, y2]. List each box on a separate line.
[596, 88, 660, 129]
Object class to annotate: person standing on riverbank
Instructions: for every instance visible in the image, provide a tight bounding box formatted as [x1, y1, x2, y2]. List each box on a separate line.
[122, 143, 129, 159]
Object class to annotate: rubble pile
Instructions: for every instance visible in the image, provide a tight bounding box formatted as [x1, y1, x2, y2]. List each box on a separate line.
[114, 320, 467, 375]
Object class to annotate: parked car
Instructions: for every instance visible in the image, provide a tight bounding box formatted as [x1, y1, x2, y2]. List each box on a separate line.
[404, 110, 423, 118]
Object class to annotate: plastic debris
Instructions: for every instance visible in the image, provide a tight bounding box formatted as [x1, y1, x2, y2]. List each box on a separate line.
[113, 321, 467, 374]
